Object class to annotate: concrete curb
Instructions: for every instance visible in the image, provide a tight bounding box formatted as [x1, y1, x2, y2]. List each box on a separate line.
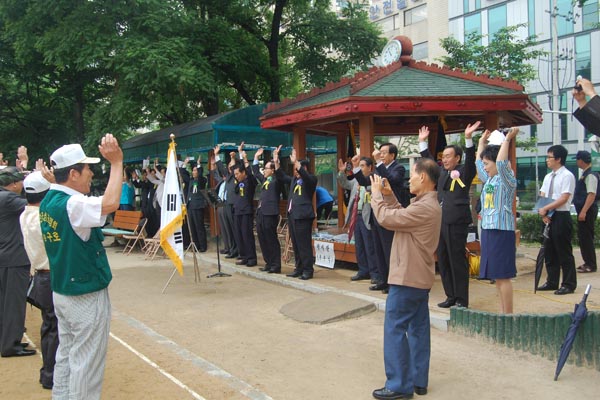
[205, 257, 450, 331]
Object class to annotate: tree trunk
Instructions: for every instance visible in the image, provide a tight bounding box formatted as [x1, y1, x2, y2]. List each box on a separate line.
[267, 0, 287, 102]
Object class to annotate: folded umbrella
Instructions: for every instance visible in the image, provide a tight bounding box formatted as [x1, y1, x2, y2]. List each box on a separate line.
[346, 191, 359, 242]
[554, 284, 592, 381]
[534, 223, 550, 293]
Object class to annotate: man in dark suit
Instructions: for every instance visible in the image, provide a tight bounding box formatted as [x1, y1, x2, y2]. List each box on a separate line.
[250, 147, 283, 273]
[232, 158, 258, 267]
[419, 121, 480, 308]
[187, 162, 208, 252]
[349, 143, 407, 293]
[275, 147, 318, 280]
[572, 77, 600, 137]
[214, 145, 240, 259]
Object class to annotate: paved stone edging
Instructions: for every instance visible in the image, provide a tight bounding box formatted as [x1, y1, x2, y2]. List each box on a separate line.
[209, 258, 450, 332]
[449, 307, 600, 371]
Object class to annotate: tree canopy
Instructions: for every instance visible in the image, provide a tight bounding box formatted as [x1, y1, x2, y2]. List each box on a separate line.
[437, 24, 545, 86]
[0, 0, 384, 162]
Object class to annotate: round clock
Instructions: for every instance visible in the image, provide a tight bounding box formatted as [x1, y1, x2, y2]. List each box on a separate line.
[380, 39, 402, 67]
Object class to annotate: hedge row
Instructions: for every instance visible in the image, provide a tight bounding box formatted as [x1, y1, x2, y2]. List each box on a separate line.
[517, 213, 600, 246]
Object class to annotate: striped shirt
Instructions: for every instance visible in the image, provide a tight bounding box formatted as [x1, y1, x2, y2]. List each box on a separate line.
[476, 159, 517, 231]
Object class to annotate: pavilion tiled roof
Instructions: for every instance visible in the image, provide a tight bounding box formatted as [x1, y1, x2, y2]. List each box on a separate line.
[263, 60, 525, 117]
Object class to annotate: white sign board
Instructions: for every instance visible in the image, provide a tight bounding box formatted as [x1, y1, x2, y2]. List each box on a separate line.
[314, 240, 335, 269]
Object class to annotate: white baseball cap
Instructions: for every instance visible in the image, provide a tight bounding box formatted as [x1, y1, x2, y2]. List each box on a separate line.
[23, 171, 51, 194]
[50, 144, 100, 169]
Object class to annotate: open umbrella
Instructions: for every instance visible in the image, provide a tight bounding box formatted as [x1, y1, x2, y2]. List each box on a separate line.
[554, 284, 592, 381]
[534, 224, 550, 293]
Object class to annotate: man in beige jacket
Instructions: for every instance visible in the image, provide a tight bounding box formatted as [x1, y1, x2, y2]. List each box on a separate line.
[370, 158, 442, 400]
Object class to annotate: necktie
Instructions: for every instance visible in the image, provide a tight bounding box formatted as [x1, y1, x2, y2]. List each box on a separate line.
[547, 172, 556, 199]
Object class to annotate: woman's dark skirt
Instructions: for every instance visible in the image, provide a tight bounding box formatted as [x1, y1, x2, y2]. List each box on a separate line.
[480, 229, 516, 280]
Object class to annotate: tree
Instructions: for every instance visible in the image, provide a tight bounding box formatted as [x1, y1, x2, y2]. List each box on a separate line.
[437, 24, 546, 85]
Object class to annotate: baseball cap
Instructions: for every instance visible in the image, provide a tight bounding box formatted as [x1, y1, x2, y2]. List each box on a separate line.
[50, 144, 100, 169]
[572, 150, 592, 163]
[23, 171, 51, 194]
[0, 167, 25, 187]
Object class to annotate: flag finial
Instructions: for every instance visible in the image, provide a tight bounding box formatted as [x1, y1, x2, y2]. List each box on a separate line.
[169, 133, 175, 141]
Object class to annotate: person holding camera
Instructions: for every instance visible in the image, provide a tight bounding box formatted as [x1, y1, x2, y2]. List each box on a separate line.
[572, 77, 600, 137]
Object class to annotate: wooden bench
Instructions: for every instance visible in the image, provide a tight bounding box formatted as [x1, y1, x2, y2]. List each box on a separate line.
[102, 210, 143, 239]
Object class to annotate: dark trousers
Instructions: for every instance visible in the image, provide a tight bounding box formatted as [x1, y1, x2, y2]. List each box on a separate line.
[0, 265, 30, 355]
[32, 272, 58, 387]
[371, 217, 393, 285]
[288, 217, 315, 275]
[577, 204, 597, 270]
[546, 211, 577, 290]
[222, 204, 239, 256]
[437, 223, 469, 306]
[316, 201, 333, 220]
[384, 285, 430, 394]
[188, 207, 207, 252]
[256, 210, 281, 271]
[235, 213, 257, 263]
[355, 216, 376, 280]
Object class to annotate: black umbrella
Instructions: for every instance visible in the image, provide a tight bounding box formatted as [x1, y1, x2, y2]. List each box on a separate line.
[534, 224, 550, 293]
[554, 284, 592, 381]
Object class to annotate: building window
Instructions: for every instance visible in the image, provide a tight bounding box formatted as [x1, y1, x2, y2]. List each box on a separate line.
[404, 4, 427, 26]
[575, 34, 591, 79]
[488, 5, 507, 38]
[397, 0, 407, 10]
[582, 0, 599, 31]
[556, 0, 574, 37]
[412, 42, 429, 60]
[560, 92, 568, 141]
[528, 0, 536, 36]
[464, 13, 481, 41]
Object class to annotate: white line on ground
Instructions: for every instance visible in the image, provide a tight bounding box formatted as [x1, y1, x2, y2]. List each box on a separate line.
[112, 310, 274, 400]
[109, 332, 207, 400]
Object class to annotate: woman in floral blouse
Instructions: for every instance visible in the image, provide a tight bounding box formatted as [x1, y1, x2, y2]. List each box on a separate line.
[475, 127, 518, 314]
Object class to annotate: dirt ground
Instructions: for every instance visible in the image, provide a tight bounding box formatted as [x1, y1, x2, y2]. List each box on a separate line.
[1, 242, 598, 400]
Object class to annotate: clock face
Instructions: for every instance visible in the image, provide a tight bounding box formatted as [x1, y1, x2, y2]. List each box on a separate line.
[381, 39, 402, 66]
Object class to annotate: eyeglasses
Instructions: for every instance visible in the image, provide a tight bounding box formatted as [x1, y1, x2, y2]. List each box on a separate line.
[546, 156, 556, 159]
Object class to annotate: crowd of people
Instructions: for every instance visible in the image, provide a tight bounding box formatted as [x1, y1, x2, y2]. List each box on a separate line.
[0, 77, 598, 400]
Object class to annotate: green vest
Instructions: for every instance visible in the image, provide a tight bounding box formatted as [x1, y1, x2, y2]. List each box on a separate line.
[40, 190, 112, 295]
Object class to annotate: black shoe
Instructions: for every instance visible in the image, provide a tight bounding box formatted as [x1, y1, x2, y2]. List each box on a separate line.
[372, 387, 413, 399]
[537, 282, 558, 291]
[454, 302, 468, 308]
[286, 271, 302, 278]
[268, 269, 281, 274]
[370, 282, 388, 291]
[1, 348, 36, 357]
[351, 274, 370, 281]
[414, 386, 427, 396]
[437, 298, 456, 308]
[259, 267, 270, 272]
[225, 254, 237, 259]
[246, 261, 257, 267]
[235, 259, 247, 265]
[371, 279, 378, 284]
[19, 342, 29, 348]
[554, 286, 575, 295]
[41, 382, 53, 390]
[220, 249, 229, 254]
[300, 274, 313, 280]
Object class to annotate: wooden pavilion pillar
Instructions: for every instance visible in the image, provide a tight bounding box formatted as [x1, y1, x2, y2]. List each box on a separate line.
[359, 116, 374, 158]
[293, 126, 307, 160]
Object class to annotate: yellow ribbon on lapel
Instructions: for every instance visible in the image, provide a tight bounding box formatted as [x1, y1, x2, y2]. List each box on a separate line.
[293, 184, 302, 196]
[484, 192, 494, 209]
[449, 178, 465, 192]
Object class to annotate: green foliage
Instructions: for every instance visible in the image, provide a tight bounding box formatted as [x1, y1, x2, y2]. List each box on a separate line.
[0, 0, 383, 159]
[437, 24, 546, 85]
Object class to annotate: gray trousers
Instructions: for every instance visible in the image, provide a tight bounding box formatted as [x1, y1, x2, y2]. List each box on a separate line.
[53, 288, 111, 400]
[0, 265, 29, 355]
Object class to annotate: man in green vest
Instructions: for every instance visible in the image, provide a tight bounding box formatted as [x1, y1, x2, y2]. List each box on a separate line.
[40, 134, 123, 400]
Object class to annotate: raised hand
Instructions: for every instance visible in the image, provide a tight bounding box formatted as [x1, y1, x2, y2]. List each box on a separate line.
[214, 144, 221, 155]
[238, 141, 245, 154]
[290, 148, 297, 164]
[255, 148, 264, 160]
[505, 127, 519, 141]
[351, 154, 360, 167]
[479, 129, 491, 145]
[464, 121, 482, 139]
[338, 159, 346, 173]
[372, 148, 380, 160]
[98, 133, 123, 164]
[418, 126, 430, 142]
